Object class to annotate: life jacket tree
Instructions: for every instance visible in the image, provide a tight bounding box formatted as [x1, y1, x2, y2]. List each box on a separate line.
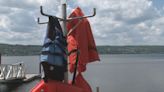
[31, 3, 98, 92]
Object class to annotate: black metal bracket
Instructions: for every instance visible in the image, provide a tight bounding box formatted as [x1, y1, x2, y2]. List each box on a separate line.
[67, 8, 96, 21]
[37, 17, 48, 24]
[37, 6, 96, 24]
[40, 6, 64, 21]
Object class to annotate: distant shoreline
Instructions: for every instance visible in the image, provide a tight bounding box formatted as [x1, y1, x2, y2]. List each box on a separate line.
[2, 53, 164, 57]
[0, 44, 164, 56]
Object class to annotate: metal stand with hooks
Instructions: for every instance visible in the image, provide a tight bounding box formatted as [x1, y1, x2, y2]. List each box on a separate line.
[38, 3, 96, 82]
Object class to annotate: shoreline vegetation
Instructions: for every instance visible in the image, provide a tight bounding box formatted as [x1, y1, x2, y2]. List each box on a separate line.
[0, 44, 164, 56]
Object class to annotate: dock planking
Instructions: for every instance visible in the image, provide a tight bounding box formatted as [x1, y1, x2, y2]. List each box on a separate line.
[0, 74, 41, 84]
[23, 74, 41, 83]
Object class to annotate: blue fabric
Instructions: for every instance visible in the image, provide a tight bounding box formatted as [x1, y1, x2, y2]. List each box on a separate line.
[40, 43, 65, 66]
[40, 16, 67, 66]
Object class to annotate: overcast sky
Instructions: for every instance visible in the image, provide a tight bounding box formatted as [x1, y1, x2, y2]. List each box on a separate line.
[0, 0, 164, 45]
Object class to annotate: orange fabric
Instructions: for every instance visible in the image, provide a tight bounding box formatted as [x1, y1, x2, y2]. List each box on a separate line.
[67, 7, 100, 73]
[75, 73, 92, 92]
[30, 80, 47, 92]
[31, 80, 83, 92]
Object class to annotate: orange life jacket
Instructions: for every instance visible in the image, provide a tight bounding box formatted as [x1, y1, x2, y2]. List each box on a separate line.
[67, 7, 100, 73]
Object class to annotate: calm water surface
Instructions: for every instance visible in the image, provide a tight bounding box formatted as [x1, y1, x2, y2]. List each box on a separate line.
[1, 54, 164, 92]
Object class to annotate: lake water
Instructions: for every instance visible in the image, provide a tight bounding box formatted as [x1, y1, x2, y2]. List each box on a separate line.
[1, 54, 164, 92]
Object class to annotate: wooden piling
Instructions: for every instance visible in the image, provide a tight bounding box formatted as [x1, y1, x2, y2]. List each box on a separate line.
[96, 86, 99, 92]
[0, 53, 1, 64]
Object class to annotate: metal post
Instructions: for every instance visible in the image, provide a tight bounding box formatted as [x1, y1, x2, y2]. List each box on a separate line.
[61, 3, 68, 83]
[61, 3, 67, 36]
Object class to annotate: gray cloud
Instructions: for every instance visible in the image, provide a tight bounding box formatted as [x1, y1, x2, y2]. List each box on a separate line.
[0, 0, 164, 45]
[0, 0, 39, 11]
[8, 9, 37, 32]
[0, 6, 13, 14]
[0, 0, 63, 45]
[75, 0, 164, 45]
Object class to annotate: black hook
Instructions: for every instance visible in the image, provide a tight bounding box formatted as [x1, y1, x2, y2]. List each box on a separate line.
[40, 6, 63, 20]
[40, 6, 50, 17]
[37, 17, 48, 24]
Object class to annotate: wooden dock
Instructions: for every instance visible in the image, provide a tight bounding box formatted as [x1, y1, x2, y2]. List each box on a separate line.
[0, 74, 41, 84]
[23, 74, 41, 83]
[0, 62, 41, 84]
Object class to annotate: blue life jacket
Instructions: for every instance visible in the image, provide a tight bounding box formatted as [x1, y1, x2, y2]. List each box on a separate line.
[40, 16, 67, 67]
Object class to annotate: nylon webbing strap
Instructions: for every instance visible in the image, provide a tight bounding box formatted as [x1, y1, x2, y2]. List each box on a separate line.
[72, 49, 80, 85]
[68, 49, 78, 56]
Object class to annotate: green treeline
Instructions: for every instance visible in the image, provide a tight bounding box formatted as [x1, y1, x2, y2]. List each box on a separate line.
[0, 44, 42, 56]
[0, 44, 164, 56]
[97, 46, 164, 54]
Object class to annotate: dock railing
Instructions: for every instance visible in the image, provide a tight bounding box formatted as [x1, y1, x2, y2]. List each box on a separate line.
[0, 62, 25, 80]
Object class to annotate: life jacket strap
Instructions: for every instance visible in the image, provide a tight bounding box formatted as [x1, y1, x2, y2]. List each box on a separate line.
[68, 49, 78, 56]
